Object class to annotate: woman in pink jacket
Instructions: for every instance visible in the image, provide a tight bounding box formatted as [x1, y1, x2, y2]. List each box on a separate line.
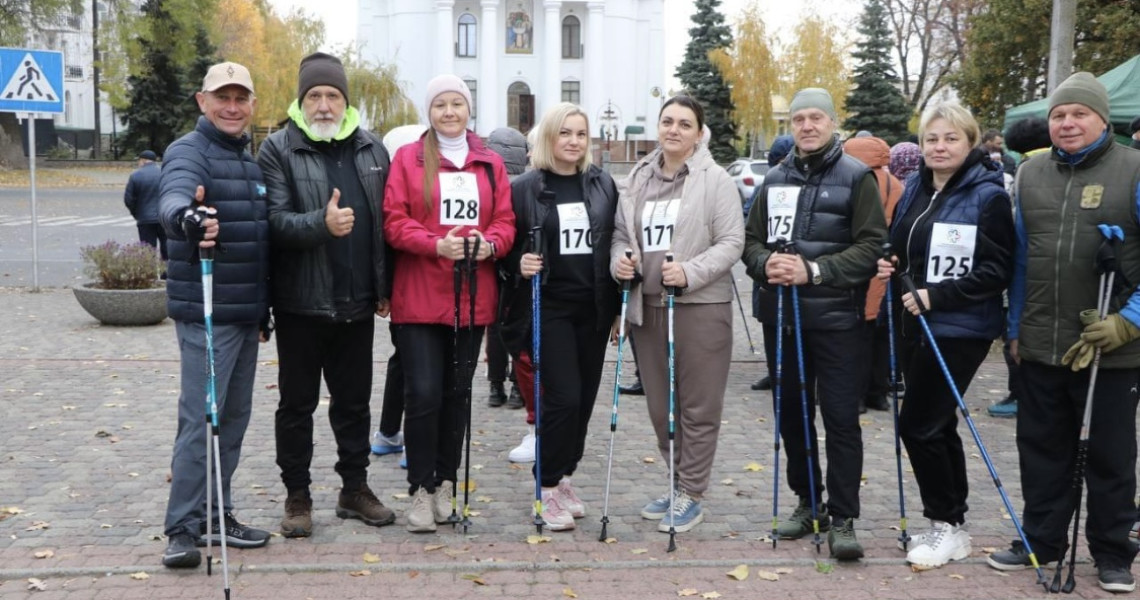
[383, 75, 515, 532]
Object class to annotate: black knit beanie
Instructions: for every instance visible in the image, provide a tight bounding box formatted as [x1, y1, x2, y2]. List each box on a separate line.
[297, 52, 349, 104]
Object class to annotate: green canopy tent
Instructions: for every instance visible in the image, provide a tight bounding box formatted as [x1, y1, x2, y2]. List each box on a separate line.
[1003, 54, 1140, 141]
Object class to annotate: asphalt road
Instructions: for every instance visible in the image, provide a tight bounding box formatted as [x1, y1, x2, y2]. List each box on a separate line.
[0, 187, 137, 288]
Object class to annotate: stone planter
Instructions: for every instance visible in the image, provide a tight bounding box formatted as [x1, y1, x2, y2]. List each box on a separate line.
[73, 283, 168, 326]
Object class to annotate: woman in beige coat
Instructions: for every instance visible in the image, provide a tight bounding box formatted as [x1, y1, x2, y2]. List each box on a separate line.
[611, 95, 744, 533]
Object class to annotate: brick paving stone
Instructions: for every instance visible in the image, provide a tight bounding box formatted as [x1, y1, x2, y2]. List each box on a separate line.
[0, 285, 1111, 599]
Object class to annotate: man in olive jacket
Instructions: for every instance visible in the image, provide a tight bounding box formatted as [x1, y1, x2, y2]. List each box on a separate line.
[257, 52, 395, 538]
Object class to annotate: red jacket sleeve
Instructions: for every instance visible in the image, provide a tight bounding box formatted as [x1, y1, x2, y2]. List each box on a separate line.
[383, 144, 440, 257]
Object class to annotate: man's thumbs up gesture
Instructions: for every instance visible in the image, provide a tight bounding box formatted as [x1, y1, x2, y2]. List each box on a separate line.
[324, 188, 354, 237]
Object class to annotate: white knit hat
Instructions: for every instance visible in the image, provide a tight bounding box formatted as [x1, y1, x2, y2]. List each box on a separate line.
[424, 74, 472, 113]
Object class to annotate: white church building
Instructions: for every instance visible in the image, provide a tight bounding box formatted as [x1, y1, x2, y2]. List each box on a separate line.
[356, 0, 665, 141]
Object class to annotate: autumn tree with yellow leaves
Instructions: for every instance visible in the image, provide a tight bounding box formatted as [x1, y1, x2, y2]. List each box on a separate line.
[709, 2, 778, 157]
[778, 15, 851, 122]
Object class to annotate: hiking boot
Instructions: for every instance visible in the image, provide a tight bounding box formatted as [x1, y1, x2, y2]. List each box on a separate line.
[751, 376, 772, 391]
[487, 381, 507, 407]
[537, 490, 576, 531]
[987, 395, 1018, 418]
[433, 481, 457, 524]
[556, 479, 586, 518]
[336, 483, 395, 527]
[281, 489, 313, 538]
[986, 540, 1057, 570]
[640, 488, 679, 520]
[776, 497, 829, 539]
[506, 385, 525, 409]
[1099, 563, 1137, 593]
[827, 517, 864, 560]
[657, 490, 704, 533]
[406, 487, 436, 533]
[370, 430, 404, 455]
[162, 532, 201, 568]
[905, 520, 971, 567]
[197, 513, 270, 548]
[508, 427, 536, 463]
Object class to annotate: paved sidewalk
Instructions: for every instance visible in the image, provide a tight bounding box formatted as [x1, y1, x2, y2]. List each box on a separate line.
[0, 286, 1105, 599]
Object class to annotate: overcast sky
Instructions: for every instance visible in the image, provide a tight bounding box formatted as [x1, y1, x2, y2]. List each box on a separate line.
[266, 0, 862, 90]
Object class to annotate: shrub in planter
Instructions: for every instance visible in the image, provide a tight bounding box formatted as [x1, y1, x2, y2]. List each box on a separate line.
[73, 240, 167, 325]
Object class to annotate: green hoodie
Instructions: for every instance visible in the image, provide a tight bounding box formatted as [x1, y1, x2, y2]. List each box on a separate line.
[287, 99, 361, 142]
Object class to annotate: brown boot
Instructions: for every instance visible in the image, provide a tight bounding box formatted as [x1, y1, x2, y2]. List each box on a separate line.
[281, 489, 313, 538]
[336, 483, 396, 527]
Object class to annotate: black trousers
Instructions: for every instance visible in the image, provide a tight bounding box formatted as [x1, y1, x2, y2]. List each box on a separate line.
[485, 321, 515, 384]
[395, 323, 484, 494]
[866, 319, 892, 397]
[763, 322, 868, 519]
[1016, 360, 1139, 566]
[137, 223, 168, 260]
[378, 323, 403, 437]
[898, 334, 990, 525]
[274, 313, 374, 492]
[1000, 309, 1025, 400]
[530, 298, 608, 487]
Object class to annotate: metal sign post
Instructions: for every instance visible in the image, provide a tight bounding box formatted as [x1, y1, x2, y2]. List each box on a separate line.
[0, 48, 65, 291]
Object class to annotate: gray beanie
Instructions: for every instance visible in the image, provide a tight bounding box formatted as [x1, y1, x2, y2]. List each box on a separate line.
[789, 88, 837, 122]
[1048, 72, 1109, 125]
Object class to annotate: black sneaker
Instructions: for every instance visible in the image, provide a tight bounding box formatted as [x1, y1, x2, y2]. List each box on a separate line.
[619, 380, 644, 395]
[986, 540, 1057, 570]
[505, 385, 524, 409]
[751, 376, 772, 391]
[197, 513, 270, 549]
[162, 532, 201, 568]
[1099, 564, 1136, 593]
[487, 381, 507, 407]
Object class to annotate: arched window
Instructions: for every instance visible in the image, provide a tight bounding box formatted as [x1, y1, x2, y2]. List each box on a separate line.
[457, 13, 477, 58]
[508, 81, 534, 134]
[561, 80, 580, 104]
[562, 15, 581, 59]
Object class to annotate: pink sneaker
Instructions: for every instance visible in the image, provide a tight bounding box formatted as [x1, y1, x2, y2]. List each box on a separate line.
[556, 479, 586, 518]
[536, 493, 575, 531]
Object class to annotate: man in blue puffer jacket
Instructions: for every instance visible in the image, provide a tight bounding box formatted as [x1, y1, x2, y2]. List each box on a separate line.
[157, 61, 272, 569]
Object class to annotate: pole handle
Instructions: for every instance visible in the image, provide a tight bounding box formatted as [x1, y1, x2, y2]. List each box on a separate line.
[621, 248, 633, 292]
[900, 273, 928, 313]
[530, 226, 544, 257]
[664, 252, 676, 296]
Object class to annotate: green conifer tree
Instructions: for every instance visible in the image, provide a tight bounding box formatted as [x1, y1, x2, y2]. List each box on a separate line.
[674, 0, 737, 163]
[843, 0, 912, 143]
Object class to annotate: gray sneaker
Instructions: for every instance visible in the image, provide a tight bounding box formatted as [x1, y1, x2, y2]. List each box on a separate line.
[776, 497, 829, 539]
[406, 487, 436, 533]
[827, 517, 864, 560]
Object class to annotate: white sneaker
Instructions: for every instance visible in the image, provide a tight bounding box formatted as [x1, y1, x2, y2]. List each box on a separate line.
[405, 488, 436, 533]
[536, 491, 575, 531]
[556, 479, 586, 518]
[906, 520, 971, 567]
[508, 427, 536, 463]
[898, 528, 929, 551]
[432, 481, 455, 524]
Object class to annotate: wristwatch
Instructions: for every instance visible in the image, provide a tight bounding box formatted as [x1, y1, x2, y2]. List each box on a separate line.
[809, 261, 823, 285]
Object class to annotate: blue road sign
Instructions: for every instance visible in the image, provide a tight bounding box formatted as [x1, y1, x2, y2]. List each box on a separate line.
[0, 48, 64, 114]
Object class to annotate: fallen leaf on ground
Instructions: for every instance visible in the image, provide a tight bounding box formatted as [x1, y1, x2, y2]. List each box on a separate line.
[756, 570, 780, 581]
[459, 480, 477, 492]
[643, 457, 656, 464]
[391, 493, 409, 500]
[100, 524, 112, 529]
[362, 552, 381, 563]
[743, 462, 763, 472]
[33, 550, 53, 559]
[476, 496, 493, 503]
[129, 572, 149, 580]
[527, 535, 552, 544]
[910, 564, 935, 572]
[603, 537, 617, 544]
[981, 547, 997, 553]
[774, 567, 793, 574]
[701, 592, 722, 599]
[720, 478, 734, 485]
[424, 544, 446, 552]
[348, 570, 371, 577]
[3, 506, 24, 515]
[815, 561, 833, 574]
[27, 578, 46, 591]
[677, 590, 699, 597]
[563, 588, 578, 598]
[948, 573, 964, 580]
[726, 564, 749, 581]
[25, 521, 50, 531]
[460, 574, 486, 585]
[443, 548, 469, 557]
[631, 548, 648, 555]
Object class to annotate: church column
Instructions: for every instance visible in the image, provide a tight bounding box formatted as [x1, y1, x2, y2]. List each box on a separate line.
[543, 0, 562, 116]
[479, 0, 500, 134]
[435, 0, 456, 76]
[586, 1, 605, 125]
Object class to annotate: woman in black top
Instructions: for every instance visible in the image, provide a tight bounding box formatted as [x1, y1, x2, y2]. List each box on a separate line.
[500, 102, 619, 531]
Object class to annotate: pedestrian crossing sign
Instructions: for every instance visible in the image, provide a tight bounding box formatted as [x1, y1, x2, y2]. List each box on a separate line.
[0, 48, 64, 114]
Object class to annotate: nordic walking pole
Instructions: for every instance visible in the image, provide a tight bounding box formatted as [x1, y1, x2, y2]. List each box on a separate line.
[769, 238, 789, 548]
[665, 252, 679, 553]
[600, 248, 634, 541]
[200, 235, 231, 598]
[730, 277, 757, 354]
[461, 236, 480, 534]
[1054, 224, 1123, 594]
[788, 241, 823, 553]
[530, 226, 545, 533]
[882, 243, 910, 551]
[900, 274, 1049, 590]
[447, 240, 464, 527]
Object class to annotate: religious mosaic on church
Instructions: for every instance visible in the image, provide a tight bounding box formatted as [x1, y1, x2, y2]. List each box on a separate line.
[506, 1, 533, 54]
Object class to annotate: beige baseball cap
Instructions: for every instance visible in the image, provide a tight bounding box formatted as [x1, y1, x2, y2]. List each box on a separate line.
[201, 62, 255, 94]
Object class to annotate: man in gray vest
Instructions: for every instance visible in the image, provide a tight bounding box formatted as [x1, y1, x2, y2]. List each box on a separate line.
[743, 88, 887, 560]
[990, 72, 1140, 594]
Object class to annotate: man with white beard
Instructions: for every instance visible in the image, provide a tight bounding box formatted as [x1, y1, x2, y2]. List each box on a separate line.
[257, 52, 396, 537]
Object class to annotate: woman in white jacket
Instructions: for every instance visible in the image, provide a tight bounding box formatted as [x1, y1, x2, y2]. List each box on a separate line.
[611, 95, 744, 533]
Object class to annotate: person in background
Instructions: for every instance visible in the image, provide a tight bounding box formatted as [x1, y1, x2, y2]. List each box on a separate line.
[613, 94, 744, 534]
[124, 149, 166, 264]
[1130, 116, 1140, 150]
[382, 74, 514, 532]
[889, 142, 922, 181]
[981, 128, 1018, 176]
[843, 135, 902, 413]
